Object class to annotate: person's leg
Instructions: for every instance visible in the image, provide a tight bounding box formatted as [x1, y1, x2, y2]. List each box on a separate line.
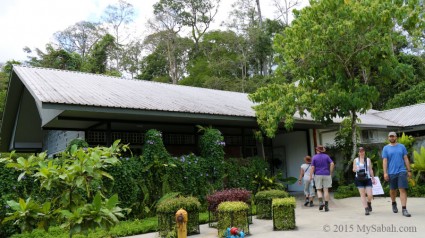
[303, 181, 310, 206]
[358, 187, 369, 215]
[389, 174, 399, 213]
[365, 187, 373, 213]
[365, 179, 373, 211]
[309, 182, 315, 206]
[398, 172, 411, 217]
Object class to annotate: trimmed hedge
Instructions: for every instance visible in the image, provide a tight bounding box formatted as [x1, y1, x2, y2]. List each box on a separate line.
[206, 188, 252, 227]
[255, 190, 289, 219]
[156, 196, 201, 237]
[217, 201, 249, 238]
[272, 197, 296, 230]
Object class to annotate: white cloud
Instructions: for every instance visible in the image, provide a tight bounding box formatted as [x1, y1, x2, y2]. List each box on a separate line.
[0, 0, 308, 63]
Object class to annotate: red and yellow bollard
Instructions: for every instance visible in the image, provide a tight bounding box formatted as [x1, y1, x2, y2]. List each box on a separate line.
[175, 208, 188, 238]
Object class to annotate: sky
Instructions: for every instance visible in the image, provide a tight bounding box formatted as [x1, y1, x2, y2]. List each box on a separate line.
[0, 0, 308, 63]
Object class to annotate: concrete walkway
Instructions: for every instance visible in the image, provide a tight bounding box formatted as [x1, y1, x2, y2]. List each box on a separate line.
[123, 195, 425, 238]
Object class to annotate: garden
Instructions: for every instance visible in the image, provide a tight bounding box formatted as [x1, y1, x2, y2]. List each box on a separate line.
[0, 127, 296, 238]
[2, 127, 425, 238]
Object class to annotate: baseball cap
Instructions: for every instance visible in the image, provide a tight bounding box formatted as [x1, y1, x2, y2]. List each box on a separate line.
[388, 132, 397, 137]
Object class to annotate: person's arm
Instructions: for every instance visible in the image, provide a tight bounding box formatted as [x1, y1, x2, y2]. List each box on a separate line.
[353, 159, 357, 172]
[298, 167, 304, 184]
[330, 162, 335, 175]
[383, 158, 389, 181]
[404, 155, 412, 178]
[368, 158, 376, 184]
[309, 166, 315, 181]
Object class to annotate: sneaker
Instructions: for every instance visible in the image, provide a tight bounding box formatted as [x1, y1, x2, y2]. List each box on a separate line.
[402, 209, 411, 217]
[304, 199, 309, 206]
[365, 208, 370, 216]
[309, 201, 314, 207]
[324, 205, 329, 212]
[319, 203, 324, 211]
[392, 203, 398, 213]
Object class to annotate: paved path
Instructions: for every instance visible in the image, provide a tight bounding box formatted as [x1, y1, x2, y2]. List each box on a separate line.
[123, 195, 425, 238]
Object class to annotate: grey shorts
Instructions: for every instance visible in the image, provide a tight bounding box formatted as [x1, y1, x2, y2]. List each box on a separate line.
[314, 175, 332, 189]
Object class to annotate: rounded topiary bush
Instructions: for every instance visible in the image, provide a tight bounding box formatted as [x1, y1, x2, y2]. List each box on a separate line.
[156, 196, 201, 237]
[255, 189, 289, 219]
[217, 201, 249, 238]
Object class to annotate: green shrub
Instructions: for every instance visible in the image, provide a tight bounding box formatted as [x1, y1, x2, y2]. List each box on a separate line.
[206, 188, 252, 227]
[198, 126, 225, 190]
[156, 196, 201, 237]
[334, 184, 359, 199]
[217, 201, 249, 238]
[224, 157, 269, 191]
[272, 197, 296, 230]
[255, 190, 289, 219]
[65, 138, 89, 153]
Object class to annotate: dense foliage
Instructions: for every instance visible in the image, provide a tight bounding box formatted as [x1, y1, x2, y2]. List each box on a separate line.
[0, 141, 130, 237]
[272, 197, 296, 230]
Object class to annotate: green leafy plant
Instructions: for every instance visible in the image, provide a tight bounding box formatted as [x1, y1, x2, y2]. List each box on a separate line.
[3, 198, 51, 233]
[60, 192, 126, 236]
[397, 132, 415, 155]
[412, 146, 425, 184]
[1, 140, 130, 237]
[252, 174, 285, 194]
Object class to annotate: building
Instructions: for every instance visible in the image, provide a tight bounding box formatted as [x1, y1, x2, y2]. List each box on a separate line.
[2, 65, 425, 191]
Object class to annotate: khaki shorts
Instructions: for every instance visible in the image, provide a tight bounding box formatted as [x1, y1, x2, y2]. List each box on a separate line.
[314, 175, 332, 189]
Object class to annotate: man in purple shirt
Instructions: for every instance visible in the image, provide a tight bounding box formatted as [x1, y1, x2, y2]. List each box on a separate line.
[310, 145, 334, 212]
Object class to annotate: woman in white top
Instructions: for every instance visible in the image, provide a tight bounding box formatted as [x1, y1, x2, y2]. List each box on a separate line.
[353, 147, 376, 215]
[298, 155, 315, 207]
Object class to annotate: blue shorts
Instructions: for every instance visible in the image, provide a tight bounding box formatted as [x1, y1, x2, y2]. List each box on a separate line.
[354, 178, 372, 188]
[389, 172, 408, 189]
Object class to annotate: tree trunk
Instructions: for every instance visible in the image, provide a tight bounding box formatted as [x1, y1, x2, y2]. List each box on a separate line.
[256, 0, 263, 28]
[345, 111, 358, 172]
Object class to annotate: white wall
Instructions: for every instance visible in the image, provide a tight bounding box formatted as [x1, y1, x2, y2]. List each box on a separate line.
[273, 130, 310, 192]
[43, 130, 85, 156]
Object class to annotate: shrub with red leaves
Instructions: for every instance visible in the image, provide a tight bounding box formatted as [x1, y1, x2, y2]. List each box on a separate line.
[206, 188, 252, 212]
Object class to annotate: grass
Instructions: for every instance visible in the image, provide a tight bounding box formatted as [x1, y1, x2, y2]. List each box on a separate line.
[11, 212, 210, 238]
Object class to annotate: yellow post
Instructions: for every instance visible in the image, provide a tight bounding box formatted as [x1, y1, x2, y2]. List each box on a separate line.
[175, 208, 188, 238]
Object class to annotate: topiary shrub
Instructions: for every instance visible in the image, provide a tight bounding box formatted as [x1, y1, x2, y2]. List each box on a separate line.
[217, 201, 249, 238]
[272, 197, 296, 230]
[198, 126, 225, 190]
[206, 188, 252, 227]
[255, 189, 289, 219]
[156, 196, 201, 238]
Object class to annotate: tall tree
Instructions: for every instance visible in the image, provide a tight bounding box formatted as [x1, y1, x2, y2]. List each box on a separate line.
[24, 44, 82, 70]
[54, 21, 105, 60]
[271, 0, 301, 26]
[249, 0, 425, 166]
[102, 0, 136, 71]
[153, 0, 221, 54]
[84, 34, 117, 75]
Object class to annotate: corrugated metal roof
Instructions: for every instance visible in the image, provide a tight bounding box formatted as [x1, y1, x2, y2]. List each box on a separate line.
[373, 103, 425, 127]
[14, 65, 414, 128]
[13, 65, 256, 118]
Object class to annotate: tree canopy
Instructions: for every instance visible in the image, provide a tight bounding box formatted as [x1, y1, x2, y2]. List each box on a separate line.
[250, 0, 425, 158]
